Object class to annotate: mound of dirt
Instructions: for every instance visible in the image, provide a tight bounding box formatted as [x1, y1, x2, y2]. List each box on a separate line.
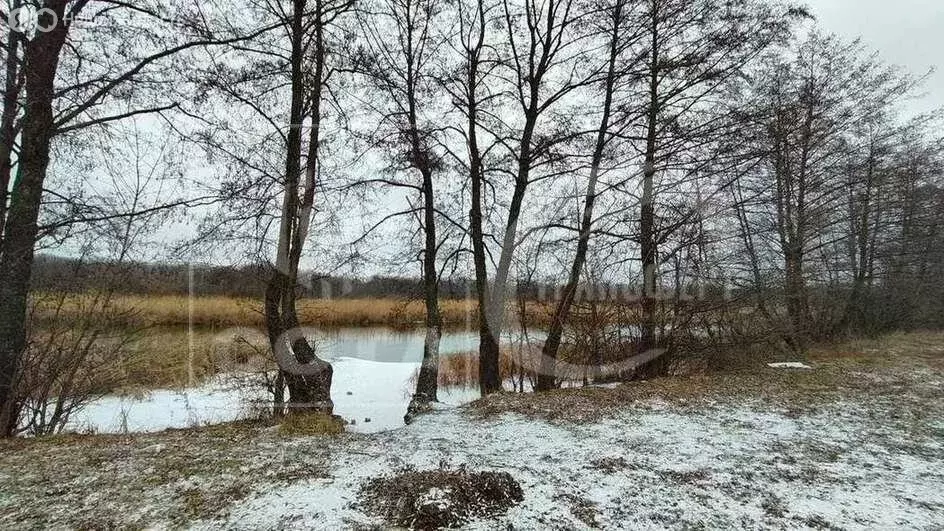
[358, 467, 524, 529]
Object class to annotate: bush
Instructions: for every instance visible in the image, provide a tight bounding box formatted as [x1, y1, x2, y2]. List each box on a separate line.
[15, 292, 139, 436]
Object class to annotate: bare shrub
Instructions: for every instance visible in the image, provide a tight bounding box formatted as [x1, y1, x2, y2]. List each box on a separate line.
[14, 292, 139, 436]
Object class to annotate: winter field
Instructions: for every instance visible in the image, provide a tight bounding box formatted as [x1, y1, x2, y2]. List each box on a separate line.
[1, 332, 942, 530]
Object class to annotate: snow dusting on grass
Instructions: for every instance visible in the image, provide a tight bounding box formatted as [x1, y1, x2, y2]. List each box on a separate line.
[1, 333, 942, 529]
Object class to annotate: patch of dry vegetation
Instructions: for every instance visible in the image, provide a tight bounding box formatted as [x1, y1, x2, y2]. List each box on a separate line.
[32, 294, 555, 329]
[427, 348, 533, 389]
[278, 413, 346, 436]
[358, 467, 524, 530]
[470, 331, 944, 422]
[66, 327, 266, 394]
[421, 341, 633, 390]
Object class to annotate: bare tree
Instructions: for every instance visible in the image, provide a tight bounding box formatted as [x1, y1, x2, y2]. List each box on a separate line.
[0, 1, 270, 435]
[628, 0, 801, 359]
[439, 0, 502, 397]
[736, 33, 921, 351]
[471, 0, 593, 394]
[536, 0, 642, 391]
[264, 0, 354, 416]
[355, 0, 454, 420]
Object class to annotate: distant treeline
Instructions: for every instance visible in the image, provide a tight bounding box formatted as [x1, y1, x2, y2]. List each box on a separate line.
[30, 255, 483, 300]
[31, 254, 734, 304]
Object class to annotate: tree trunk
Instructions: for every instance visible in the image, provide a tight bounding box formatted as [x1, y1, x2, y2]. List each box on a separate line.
[266, 268, 334, 414]
[783, 248, 808, 353]
[0, 5, 22, 246]
[413, 193, 442, 405]
[465, 16, 502, 395]
[0, 3, 70, 435]
[639, 4, 660, 357]
[480, 112, 535, 394]
[536, 2, 622, 392]
[470, 115, 501, 395]
[470, 147, 501, 395]
[406, 164, 442, 422]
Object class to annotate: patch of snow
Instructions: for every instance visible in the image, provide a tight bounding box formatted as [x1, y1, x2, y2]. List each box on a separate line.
[416, 487, 453, 511]
[217, 400, 944, 530]
[65, 376, 267, 434]
[589, 382, 622, 389]
[768, 361, 813, 369]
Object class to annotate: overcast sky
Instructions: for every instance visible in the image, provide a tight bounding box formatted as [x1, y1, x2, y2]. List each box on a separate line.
[51, 0, 944, 270]
[810, 0, 944, 114]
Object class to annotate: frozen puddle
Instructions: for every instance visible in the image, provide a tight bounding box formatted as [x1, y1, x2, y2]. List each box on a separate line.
[66, 358, 478, 435]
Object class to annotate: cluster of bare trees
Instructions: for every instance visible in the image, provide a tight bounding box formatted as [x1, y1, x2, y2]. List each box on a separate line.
[3, 0, 943, 432]
[729, 33, 944, 351]
[0, 1, 258, 435]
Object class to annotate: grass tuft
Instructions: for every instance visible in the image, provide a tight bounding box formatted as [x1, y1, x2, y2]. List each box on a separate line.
[277, 412, 345, 437]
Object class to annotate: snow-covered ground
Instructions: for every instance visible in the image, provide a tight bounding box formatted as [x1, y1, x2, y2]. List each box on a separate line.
[225, 401, 943, 530]
[3, 393, 941, 530]
[2, 333, 942, 529]
[68, 357, 479, 434]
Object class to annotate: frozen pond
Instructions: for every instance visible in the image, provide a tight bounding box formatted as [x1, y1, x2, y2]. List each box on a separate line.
[67, 358, 480, 435]
[64, 327, 536, 436]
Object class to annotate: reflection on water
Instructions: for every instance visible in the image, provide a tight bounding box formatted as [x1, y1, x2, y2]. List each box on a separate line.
[309, 328, 476, 363]
[306, 327, 543, 363]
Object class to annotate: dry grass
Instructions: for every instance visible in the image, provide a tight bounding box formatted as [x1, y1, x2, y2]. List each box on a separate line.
[127, 328, 265, 389]
[278, 412, 346, 436]
[431, 349, 532, 389]
[358, 467, 524, 529]
[47, 327, 270, 394]
[31, 294, 554, 329]
[426, 340, 639, 390]
[470, 331, 944, 422]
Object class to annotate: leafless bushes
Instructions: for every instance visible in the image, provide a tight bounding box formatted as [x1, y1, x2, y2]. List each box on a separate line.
[12, 292, 139, 436]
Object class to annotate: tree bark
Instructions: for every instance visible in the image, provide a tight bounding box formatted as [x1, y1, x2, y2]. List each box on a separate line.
[0, 2, 70, 435]
[639, 1, 660, 357]
[536, 1, 623, 391]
